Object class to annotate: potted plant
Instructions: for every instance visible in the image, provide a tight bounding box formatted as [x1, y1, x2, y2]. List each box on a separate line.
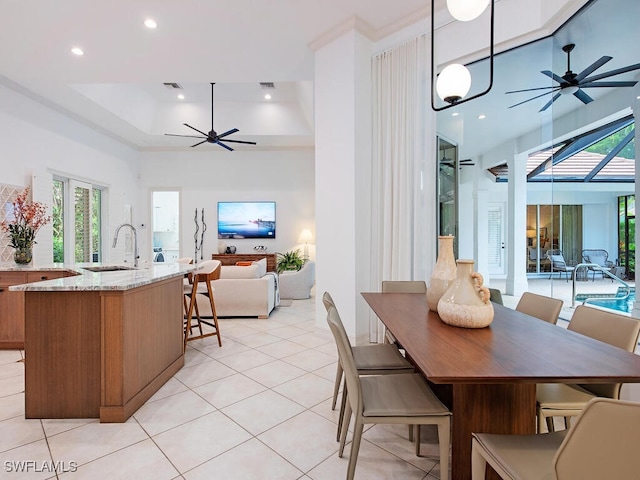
[276, 249, 304, 273]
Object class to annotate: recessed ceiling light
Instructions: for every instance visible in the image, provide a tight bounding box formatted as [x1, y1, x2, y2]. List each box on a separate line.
[177, 94, 185, 100]
[452, 112, 459, 117]
[264, 94, 272, 100]
[477, 114, 487, 120]
[144, 19, 157, 29]
[637, 95, 640, 100]
[70, 47, 84, 56]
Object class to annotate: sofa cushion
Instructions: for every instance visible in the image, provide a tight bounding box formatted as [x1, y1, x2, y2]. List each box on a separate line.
[220, 264, 260, 279]
[253, 258, 267, 277]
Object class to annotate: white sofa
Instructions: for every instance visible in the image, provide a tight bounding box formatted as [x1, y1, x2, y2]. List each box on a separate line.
[192, 258, 279, 318]
[279, 261, 315, 299]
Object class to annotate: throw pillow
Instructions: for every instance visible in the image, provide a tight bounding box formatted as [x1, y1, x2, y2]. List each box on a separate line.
[220, 264, 260, 279]
[253, 258, 267, 277]
[236, 261, 253, 266]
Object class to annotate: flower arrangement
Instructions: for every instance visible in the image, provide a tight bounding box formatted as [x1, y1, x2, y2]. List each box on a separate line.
[1, 187, 50, 263]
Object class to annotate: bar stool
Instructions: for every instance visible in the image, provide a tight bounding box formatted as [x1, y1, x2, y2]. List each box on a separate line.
[183, 260, 222, 351]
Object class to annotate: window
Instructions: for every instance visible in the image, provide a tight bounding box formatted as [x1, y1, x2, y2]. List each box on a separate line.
[52, 177, 104, 263]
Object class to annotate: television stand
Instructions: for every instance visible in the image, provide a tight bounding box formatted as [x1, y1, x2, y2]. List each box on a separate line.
[212, 253, 277, 272]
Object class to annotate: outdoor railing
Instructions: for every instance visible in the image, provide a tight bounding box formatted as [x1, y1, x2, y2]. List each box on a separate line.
[571, 263, 631, 308]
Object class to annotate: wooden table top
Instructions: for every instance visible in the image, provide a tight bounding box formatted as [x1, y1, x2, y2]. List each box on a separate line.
[362, 292, 640, 385]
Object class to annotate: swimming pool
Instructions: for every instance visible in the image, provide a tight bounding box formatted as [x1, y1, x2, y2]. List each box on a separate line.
[575, 287, 635, 314]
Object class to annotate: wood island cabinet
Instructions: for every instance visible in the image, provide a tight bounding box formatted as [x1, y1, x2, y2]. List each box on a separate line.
[0, 270, 75, 349]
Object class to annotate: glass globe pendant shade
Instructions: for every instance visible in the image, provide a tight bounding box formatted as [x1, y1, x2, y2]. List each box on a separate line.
[436, 64, 472, 104]
[447, 0, 490, 21]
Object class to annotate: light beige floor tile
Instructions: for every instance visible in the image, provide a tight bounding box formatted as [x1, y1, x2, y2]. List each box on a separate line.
[0, 438, 54, 480]
[183, 348, 215, 368]
[216, 349, 277, 372]
[242, 360, 307, 388]
[0, 374, 24, 397]
[0, 392, 25, 422]
[134, 390, 216, 437]
[288, 332, 332, 349]
[153, 411, 251, 473]
[183, 438, 303, 480]
[281, 350, 335, 372]
[233, 333, 284, 348]
[40, 419, 96, 438]
[146, 377, 189, 403]
[312, 362, 339, 383]
[230, 319, 288, 332]
[58, 439, 178, 480]
[0, 360, 23, 380]
[221, 390, 305, 436]
[272, 373, 334, 409]
[0, 351, 23, 366]
[193, 338, 250, 359]
[269, 325, 311, 340]
[307, 438, 428, 480]
[217, 324, 262, 340]
[47, 418, 147, 467]
[309, 398, 342, 427]
[256, 339, 309, 359]
[192, 373, 266, 409]
[257, 410, 340, 472]
[0, 416, 44, 453]
[312, 341, 339, 358]
[173, 359, 235, 389]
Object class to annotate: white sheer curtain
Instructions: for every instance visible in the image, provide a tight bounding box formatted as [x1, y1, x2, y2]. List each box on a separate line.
[369, 35, 437, 342]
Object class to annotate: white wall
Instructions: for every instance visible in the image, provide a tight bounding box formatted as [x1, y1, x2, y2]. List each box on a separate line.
[137, 149, 315, 263]
[0, 82, 140, 264]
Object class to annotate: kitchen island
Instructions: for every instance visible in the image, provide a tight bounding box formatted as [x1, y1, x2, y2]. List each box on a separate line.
[10, 263, 192, 422]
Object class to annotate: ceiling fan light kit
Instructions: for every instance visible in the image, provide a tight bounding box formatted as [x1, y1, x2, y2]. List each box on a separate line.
[506, 43, 640, 112]
[164, 83, 257, 151]
[431, 0, 494, 111]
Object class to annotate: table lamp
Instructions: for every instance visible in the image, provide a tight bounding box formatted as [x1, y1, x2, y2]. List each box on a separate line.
[297, 229, 314, 260]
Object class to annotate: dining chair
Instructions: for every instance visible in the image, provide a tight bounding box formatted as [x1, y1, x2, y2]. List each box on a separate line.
[515, 292, 563, 325]
[326, 305, 451, 480]
[322, 292, 414, 441]
[183, 260, 222, 350]
[380, 281, 427, 344]
[471, 398, 640, 480]
[488, 288, 503, 305]
[536, 305, 640, 432]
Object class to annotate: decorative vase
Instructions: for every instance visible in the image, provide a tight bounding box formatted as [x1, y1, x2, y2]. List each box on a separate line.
[437, 259, 494, 328]
[217, 241, 227, 254]
[14, 244, 33, 264]
[427, 235, 457, 312]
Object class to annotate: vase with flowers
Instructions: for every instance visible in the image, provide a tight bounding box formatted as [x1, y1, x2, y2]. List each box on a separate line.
[0, 187, 51, 265]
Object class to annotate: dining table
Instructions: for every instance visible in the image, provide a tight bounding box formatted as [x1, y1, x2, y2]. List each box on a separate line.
[362, 292, 640, 480]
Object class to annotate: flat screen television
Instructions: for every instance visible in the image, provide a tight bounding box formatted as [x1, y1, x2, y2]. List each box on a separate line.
[217, 201, 276, 239]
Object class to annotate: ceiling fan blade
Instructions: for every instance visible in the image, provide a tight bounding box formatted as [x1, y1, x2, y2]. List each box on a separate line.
[583, 63, 640, 83]
[183, 123, 211, 138]
[539, 92, 562, 112]
[579, 80, 638, 88]
[222, 139, 258, 145]
[573, 89, 593, 105]
[215, 141, 234, 152]
[505, 86, 556, 94]
[574, 55, 612, 82]
[508, 88, 559, 109]
[217, 128, 239, 139]
[190, 139, 209, 148]
[541, 70, 569, 86]
[164, 133, 207, 139]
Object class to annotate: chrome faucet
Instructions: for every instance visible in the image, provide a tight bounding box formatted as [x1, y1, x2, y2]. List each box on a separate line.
[112, 223, 139, 268]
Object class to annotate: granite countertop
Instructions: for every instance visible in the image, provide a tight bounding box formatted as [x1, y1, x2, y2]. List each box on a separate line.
[6, 262, 194, 292]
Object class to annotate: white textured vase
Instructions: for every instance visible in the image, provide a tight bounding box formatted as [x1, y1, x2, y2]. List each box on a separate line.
[217, 241, 227, 254]
[427, 236, 457, 312]
[437, 259, 494, 329]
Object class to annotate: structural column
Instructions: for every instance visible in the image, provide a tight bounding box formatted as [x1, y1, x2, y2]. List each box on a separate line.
[505, 152, 529, 295]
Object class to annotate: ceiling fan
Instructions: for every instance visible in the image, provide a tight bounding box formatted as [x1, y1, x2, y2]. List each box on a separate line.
[440, 157, 475, 168]
[506, 43, 640, 112]
[165, 83, 257, 151]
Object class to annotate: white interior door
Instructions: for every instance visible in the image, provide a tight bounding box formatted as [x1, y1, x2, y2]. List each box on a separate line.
[488, 203, 505, 275]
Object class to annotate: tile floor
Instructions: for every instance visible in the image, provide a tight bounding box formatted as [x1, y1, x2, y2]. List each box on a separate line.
[0, 296, 444, 479]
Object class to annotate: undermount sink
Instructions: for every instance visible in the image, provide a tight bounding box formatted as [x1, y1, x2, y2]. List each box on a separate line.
[82, 265, 137, 272]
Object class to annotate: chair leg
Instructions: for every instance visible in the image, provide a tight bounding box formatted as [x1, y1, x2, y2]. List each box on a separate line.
[409, 424, 414, 442]
[339, 402, 352, 457]
[414, 425, 421, 456]
[332, 363, 343, 410]
[346, 418, 364, 480]
[546, 415, 555, 433]
[336, 380, 348, 442]
[438, 419, 451, 480]
[471, 439, 487, 480]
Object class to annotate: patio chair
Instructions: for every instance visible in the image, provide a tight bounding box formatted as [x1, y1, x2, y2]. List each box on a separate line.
[581, 249, 614, 281]
[546, 250, 575, 282]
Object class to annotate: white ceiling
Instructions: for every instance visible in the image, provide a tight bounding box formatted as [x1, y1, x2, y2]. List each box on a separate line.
[0, 0, 637, 154]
